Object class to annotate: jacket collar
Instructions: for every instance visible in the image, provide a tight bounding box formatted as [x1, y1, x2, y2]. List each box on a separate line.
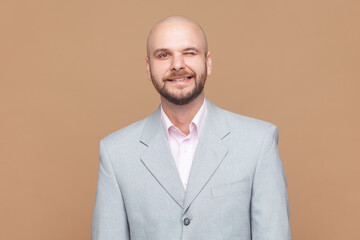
[140, 98, 230, 145]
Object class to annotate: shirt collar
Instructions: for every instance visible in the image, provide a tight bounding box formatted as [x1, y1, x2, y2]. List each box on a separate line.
[160, 98, 208, 137]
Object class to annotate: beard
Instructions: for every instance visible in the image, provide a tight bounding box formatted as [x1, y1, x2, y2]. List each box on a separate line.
[150, 68, 207, 105]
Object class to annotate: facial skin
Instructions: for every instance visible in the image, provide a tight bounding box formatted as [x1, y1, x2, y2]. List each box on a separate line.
[146, 16, 212, 105]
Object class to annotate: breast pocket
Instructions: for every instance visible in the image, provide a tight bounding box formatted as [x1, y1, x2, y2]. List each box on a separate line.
[211, 179, 250, 198]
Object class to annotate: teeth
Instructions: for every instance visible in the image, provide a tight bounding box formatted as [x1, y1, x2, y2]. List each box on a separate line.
[172, 77, 191, 81]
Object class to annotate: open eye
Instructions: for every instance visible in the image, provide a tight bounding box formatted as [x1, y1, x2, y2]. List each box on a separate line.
[158, 53, 170, 58]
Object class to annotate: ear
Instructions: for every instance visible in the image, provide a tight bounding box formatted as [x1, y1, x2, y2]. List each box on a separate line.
[145, 56, 152, 81]
[206, 51, 212, 75]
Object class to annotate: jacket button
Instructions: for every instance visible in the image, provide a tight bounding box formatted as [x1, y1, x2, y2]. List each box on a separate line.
[183, 218, 190, 226]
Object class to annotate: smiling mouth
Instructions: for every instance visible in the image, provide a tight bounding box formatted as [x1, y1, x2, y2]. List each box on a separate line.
[166, 76, 192, 82]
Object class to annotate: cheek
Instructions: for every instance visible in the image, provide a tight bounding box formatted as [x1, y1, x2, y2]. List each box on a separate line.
[151, 62, 170, 77]
[185, 58, 206, 72]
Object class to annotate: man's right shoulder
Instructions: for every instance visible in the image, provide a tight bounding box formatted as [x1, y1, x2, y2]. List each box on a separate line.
[100, 117, 148, 148]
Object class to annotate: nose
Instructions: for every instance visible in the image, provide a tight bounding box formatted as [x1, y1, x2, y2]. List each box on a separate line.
[171, 53, 185, 71]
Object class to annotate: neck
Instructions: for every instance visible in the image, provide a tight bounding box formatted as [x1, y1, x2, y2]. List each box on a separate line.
[161, 93, 205, 135]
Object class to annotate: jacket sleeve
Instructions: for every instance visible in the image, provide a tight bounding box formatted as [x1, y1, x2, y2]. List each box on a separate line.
[91, 139, 130, 240]
[251, 125, 291, 240]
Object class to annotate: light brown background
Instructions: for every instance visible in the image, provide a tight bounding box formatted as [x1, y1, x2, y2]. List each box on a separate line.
[1, 0, 359, 239]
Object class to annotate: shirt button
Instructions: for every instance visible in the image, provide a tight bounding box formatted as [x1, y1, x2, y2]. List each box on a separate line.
[183, 218, 191, 226]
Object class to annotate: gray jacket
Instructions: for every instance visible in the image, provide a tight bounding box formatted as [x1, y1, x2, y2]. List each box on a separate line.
[92, 99, 291, 240]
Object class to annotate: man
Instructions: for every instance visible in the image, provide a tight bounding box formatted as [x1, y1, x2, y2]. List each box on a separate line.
[92, 16, 291, 240]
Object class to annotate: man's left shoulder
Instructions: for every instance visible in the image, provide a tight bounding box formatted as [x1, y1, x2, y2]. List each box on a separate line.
[214, 104, 278, 134]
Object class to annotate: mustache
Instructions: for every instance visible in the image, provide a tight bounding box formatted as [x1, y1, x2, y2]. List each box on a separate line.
[165, 70, 195, 79]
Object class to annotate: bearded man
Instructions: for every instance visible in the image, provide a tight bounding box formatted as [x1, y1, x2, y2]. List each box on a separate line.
[92, 16, 291, 240]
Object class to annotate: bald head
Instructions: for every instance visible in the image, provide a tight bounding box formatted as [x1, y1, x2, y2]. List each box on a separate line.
[146, 16, 208, 57]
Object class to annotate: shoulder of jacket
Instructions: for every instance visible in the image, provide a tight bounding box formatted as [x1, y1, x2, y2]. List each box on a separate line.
[101, 117, 147, 146]
[217, 106, 278, 134]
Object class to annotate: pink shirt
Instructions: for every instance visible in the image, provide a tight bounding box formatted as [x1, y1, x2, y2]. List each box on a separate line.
[160, 99, 208, 190]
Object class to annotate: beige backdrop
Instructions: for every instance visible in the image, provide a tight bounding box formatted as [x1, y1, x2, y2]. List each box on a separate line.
[1, 0, 359, 239]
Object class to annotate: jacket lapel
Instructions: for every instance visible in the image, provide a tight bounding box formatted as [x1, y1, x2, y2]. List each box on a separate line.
[139, 106, 185, 209]
[139, 100, 230, 211]
[183, 100, 230, 213]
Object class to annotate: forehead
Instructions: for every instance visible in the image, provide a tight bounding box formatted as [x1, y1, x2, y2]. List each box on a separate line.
[148, 22, 205, 53]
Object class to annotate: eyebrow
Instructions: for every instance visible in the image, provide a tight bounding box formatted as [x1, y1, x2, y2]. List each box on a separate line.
[183, 47, 199, 53]
[153, 47, 200, 57]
